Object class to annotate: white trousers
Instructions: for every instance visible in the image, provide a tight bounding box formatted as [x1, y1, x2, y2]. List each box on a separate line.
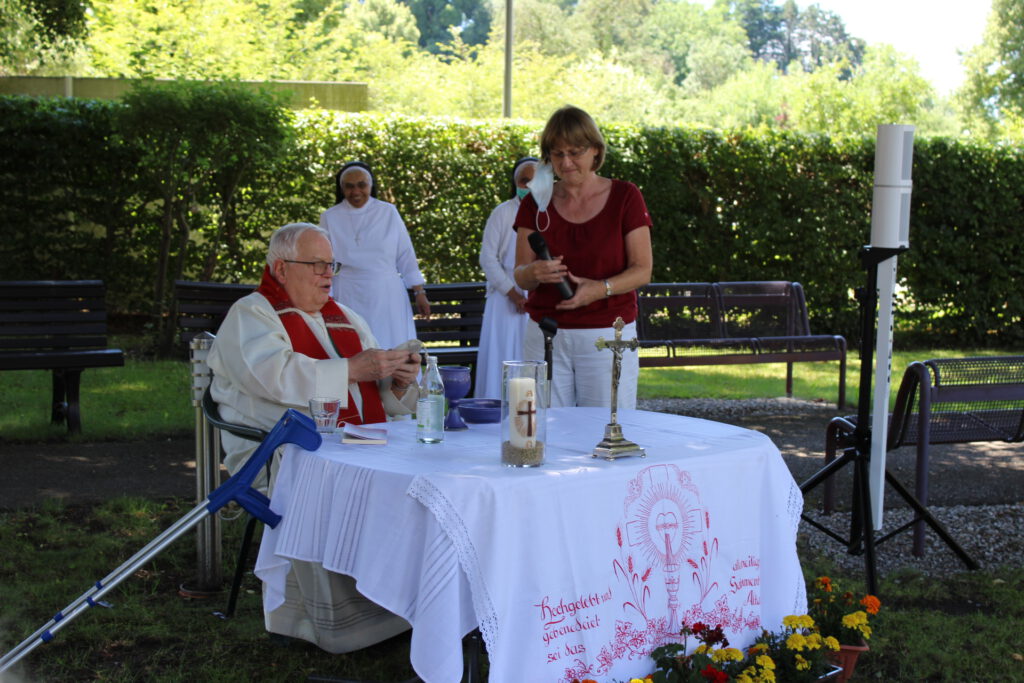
[523, 319, 639, 409]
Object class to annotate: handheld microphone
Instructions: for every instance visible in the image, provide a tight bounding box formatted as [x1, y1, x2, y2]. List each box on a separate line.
[528, 232, 574, 300]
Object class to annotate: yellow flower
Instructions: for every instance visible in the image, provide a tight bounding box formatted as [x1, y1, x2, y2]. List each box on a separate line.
[842, 611, 868, 629]
[759, 668, 777, 683]
[824, 636, 840, 651]
[748, 643, 769, 655]
[805, 633, 823, 650]
[782, 614, 815, 630]
[795, 654, 810, 671]
[712, 647, 744, 663]
[695, 643, 710, 655]
[756, 654, 776, 670]
[786, 633, 808, 651]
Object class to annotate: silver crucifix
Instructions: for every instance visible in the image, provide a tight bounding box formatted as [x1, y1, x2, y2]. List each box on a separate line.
[592, 317, 646, 461]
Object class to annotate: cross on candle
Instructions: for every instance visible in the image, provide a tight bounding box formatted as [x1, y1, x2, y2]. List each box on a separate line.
[517, 401, 536, 437]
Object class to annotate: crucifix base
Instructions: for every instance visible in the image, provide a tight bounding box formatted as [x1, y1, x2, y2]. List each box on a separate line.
[592, 423, 646, 461]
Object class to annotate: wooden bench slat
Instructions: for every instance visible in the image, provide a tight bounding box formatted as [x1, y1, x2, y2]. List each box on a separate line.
[0, 349, 125, 371]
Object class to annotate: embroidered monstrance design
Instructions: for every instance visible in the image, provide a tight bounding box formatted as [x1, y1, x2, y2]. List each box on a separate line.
[623, 464, 707, 633]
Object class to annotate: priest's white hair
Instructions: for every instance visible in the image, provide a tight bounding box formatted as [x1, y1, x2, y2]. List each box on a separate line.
[267, 222, 330, 265]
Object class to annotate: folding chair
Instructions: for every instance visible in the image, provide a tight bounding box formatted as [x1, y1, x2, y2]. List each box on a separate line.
[201, 384, 272, 618]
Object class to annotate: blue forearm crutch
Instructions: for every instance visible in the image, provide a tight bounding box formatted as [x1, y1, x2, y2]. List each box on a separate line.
[0, 408, 320, 675]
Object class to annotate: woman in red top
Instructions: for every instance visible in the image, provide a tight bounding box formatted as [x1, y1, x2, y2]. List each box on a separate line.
[513, 105, 653, 409]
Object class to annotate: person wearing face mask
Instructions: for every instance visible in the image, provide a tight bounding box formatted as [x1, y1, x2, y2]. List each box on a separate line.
[513, 106, 653, 410]
[319, 161, 431, 350]
[474, 157, 538, 398]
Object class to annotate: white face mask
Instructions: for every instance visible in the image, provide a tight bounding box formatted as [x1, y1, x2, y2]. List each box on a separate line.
[526, 162, 554, 232]
[527, 162, 554, 213]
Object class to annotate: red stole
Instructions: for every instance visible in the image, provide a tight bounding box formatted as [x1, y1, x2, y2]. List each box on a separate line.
[256, 266, 386, 425]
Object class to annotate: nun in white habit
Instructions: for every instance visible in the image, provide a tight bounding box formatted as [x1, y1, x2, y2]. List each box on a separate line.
[319, 161, 431, 350]
[474, 157, 538, 398]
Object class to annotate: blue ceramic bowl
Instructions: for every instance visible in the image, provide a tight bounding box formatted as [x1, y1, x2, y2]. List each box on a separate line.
[458, 398, 501, 424]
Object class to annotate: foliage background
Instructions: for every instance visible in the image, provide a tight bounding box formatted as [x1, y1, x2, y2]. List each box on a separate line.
[1, 86, 1022, 353]
[2, 0, 1003, 139]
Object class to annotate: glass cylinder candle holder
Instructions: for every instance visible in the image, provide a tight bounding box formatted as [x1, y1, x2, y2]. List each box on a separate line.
[501, 360, 547, 467]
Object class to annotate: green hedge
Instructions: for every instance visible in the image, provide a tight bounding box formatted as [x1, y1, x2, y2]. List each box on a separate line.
[2, 88, 1022, 351]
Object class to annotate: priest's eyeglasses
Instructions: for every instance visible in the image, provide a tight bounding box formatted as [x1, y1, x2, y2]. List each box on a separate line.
[284, 259, 342, 276]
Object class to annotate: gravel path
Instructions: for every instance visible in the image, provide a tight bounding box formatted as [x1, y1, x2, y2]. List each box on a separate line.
[639, 397, 1024, 579]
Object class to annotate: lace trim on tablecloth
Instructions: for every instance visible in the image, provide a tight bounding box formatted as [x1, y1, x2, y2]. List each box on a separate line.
[786, 479, 803, 536]
[408, 476, 499, 647]
[786, 478, 808, 616]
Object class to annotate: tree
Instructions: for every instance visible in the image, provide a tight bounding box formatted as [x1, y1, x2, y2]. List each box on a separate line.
[959, 0, 1024, 136]
[401, 0, 492, 52]
[23, 0, 89, 41]
[569, 0, 652, 56]
[714, 0, 783, 65]
[642, 0, 751, 88]
[1, 0, 83, 75]
[500, 0, 588, 58]
[83, 0, 419, 82]
[715, 0, 863, 74]
[782, 45, 936, 136]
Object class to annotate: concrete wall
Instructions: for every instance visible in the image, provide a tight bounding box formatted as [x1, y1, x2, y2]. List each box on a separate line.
[0, 76, 368, 111]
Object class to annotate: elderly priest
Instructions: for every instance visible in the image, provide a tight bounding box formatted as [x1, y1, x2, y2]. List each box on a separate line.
[208, 221, 421, 652]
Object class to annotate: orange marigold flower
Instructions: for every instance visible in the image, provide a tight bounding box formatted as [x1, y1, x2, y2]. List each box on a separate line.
[861, 595, 881, 615]
[816, 576, 833, 592]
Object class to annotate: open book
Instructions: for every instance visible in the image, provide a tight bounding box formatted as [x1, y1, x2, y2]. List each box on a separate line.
[341, 423, 387, 445]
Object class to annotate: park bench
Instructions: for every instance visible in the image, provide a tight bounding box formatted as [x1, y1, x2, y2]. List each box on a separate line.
[635, 281, 848, 408]
[0, 280, 125, 434]
[407, 282, 486, 369]
[173, 280, 256, 349]
[822, 356, 1024, 555]
[174, 280, 486, 369]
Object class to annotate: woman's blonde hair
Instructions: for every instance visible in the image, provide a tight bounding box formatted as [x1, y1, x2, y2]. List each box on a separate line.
[539, 105, 606, 172]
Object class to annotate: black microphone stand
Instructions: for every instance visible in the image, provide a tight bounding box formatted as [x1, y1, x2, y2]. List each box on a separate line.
[540, 317, 558, 394]
[798, 246, 977, 595]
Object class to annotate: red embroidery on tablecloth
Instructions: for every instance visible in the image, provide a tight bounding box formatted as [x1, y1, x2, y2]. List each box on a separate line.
[557, 464, 763, 682]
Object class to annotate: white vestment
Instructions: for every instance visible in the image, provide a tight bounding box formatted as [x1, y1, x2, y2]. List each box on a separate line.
[474, 197, 528, 398]
[208, 291, 416, 480]
[320, 197, 425, 350]
[207, 291, 415, 654]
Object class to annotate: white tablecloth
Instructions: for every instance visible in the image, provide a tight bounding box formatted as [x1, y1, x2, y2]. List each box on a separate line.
[255, 407, 806, 683]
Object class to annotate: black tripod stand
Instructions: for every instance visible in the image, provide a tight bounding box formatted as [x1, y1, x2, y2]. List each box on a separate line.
[798, 246, 978, 594]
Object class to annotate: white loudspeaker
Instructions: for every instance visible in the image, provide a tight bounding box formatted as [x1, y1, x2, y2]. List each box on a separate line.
[870, 125, 915, 249]
[868, 124, 914, 528]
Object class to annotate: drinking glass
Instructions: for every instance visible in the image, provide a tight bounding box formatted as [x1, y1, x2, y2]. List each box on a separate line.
[308, 397, 341, 434]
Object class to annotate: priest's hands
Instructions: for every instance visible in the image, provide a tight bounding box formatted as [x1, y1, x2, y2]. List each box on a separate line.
[390, 351, 422, 391]
[349, 348, 421, 384]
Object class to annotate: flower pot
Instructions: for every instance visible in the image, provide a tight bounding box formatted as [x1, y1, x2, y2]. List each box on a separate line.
[827, 641, 869, 682]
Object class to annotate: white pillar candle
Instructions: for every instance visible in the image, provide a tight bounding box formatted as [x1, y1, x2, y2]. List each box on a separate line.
[508, 377, 537, 448]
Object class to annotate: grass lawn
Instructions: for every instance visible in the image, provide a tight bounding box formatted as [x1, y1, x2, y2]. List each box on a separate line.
[2, 497, 1022, 681]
